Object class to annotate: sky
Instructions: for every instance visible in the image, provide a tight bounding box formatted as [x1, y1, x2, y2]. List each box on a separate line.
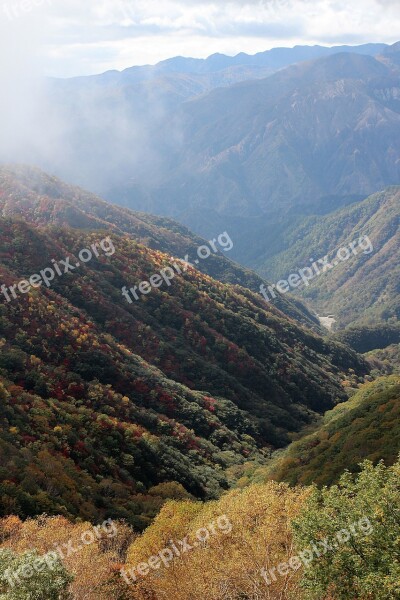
[0, 0, 399, 78]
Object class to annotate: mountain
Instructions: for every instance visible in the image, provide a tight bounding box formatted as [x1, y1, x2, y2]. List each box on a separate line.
[253, 187, 400, 330]
[59, 43, 387, 88]
[0, 164, 318, 329]
[174, 50, 399, 218]
[0, 167, 367, 526]
[19, 44, 397, 236]
[111, 49, 400, 263]
[239, 375, 400, 487]
[10, 45, 399, 281]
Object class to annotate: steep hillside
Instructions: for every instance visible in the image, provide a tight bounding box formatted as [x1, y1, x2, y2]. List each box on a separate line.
[104, 49, 400, 266]
[0, 214, 366, 525]
[333, 323, 400, 353]
[241, 376, 400, 487]
[0, 164, 318, 329]
[367, 344, 400, 375]
[254, 187, 400, 329]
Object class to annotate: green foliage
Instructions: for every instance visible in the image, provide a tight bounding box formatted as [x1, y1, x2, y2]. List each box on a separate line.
[0, 548, 72, 599]
[367, 344, 400, 376]
[241, 376, 400, 487]
[0, 204, 367, 524]
[334, 323, 400, 353]
[256, 187, 400, 331]
[293, 458, 400, 599]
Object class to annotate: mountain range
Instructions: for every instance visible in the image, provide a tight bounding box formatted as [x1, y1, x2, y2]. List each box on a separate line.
[0, 40, 398, 531]
[0, 166, 366, 526]
[56, 42, 388, 90]
[31, 43, 399, 285]
[117, 47, 399, 249]
[254, 186, 400, 330]
[1, 18, 400, 598]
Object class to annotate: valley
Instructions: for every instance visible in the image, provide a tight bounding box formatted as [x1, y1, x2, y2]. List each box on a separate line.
[0, 24, 399, 599]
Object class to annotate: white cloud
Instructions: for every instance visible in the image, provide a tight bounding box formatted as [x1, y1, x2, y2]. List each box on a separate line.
[0, 0, 399, 76]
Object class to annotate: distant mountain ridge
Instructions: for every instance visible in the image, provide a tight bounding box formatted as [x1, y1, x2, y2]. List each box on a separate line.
[99, 46, 400, 272]
[137, 50, 399, 219]
[37, 42, 397, 206]
[62, 43, 388, 86]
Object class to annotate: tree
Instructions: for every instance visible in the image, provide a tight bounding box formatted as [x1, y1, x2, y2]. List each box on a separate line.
[292, 457, 400, 599]
[124, 482, 309, 599]
[0, 548, 72, 599]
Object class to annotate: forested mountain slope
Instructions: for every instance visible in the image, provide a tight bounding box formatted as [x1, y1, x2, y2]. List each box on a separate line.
[0, 211, 366, 525]
[253, 187, 399, 329]
[241, 376, 400, 487]
[0, 164, 318, 328]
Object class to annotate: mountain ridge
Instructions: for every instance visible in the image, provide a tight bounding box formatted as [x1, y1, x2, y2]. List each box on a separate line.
[62, 43, 389, 84]
[0, 164, 319, 329]
[0, 167, 368, 525]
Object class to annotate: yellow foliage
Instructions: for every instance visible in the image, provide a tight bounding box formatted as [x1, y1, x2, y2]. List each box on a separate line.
[30, 355, 42, 366]
[127, 500, 203, 568]
[124, 481, 310, 599]
[0, 515, 136, 600]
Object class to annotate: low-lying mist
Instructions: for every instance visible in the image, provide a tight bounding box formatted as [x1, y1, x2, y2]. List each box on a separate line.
[0, 6, 183, 201]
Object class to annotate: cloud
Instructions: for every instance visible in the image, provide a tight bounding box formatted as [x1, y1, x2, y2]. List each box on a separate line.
[0, 0, 398, 204]
[0, 1, 48, 161]
[0, 0, 396, 76]
[0, 0, 399, 77]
